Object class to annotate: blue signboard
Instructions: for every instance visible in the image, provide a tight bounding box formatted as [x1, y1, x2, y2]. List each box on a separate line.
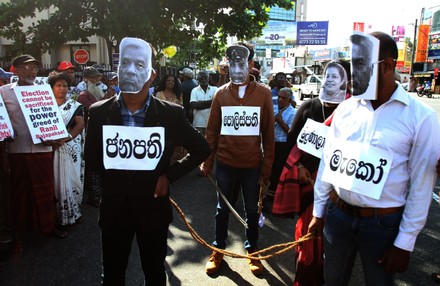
[428, 32, 440, 59]
[296, 21, 329, 45]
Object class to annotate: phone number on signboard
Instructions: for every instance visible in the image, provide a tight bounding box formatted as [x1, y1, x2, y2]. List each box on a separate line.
[297, 39, 327, 45]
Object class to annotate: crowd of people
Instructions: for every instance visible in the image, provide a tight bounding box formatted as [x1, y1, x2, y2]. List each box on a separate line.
[0, 31, 440, 286]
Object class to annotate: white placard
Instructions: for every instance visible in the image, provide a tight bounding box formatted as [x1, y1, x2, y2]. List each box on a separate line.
[220, 106, 260, 136]
[14, 85, 68, 144]
[321, 139, 393, 200]
[103, 125, 165, 170]
[297, 118, 329, 158]
[0, 96, 14, 141]
[10, 76, 48, 85]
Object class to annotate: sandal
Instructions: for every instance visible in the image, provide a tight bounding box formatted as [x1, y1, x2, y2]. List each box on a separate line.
[432, 272, 440, 284]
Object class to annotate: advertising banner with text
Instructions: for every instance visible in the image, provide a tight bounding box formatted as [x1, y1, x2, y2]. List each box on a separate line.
[428, 32, 440, 59]
[258, 20, 297, 45]
[296, 21, 329, 45]
[416, 25, 430, 62]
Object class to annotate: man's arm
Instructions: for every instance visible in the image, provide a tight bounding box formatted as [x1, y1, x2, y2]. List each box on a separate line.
[163, 107, 210, 183]
[275, 113, 289, 133]
[84, 104, 105, 177]
[394, 111, 440, 251]
[378, 111, 440, 273]
[201, 92, 221, 176]
[190, 100, 212, 110]
[309, 114, 338, 226]
[260, 90, 275, 181]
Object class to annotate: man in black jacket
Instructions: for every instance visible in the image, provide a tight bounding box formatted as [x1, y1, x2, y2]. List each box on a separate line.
[84, 37, 210, 286]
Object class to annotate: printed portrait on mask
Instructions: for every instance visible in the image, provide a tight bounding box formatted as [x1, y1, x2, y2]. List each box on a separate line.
[319, 61, 348, 104]
[226, 45, 250, 85]
[350, 31, 380, 100]
[118, 37, 153, 94]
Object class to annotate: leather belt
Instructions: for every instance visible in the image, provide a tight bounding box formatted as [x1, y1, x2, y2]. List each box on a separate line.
[329, 190, 404, 217]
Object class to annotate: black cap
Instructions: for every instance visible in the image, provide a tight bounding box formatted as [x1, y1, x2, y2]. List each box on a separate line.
[92, 64, 105, 73]
[12, 54, 42, 67]
[106, 72, 118, 80]
[226, 45, 250, 63]
[83, 66, 102, 78]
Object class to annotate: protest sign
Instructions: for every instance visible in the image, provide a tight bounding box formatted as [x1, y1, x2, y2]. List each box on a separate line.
[220, 106, 260, 136]
[14, 84, 68, 144]
[297, 118, 329, 158]
[103, 125, 165, 170]
[0, 96, 14, 141]
[321, 139, 393, 200]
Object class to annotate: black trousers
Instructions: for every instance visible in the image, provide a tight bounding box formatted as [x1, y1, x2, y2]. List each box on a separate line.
[269, 142, 289, 191]
[101, 205, 169, 286]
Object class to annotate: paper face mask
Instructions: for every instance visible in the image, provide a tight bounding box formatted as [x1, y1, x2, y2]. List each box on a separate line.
[319, 61, 348, 104]
[349, 31, 380, 100]
[118, 37, 153, 94]
[226, 45, 250, 85]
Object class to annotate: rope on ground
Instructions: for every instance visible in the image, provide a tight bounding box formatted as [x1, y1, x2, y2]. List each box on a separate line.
[170, 198, 316, 261]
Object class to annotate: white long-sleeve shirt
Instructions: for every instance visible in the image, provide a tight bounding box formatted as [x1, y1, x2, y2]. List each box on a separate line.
[313, 84, 440, 251]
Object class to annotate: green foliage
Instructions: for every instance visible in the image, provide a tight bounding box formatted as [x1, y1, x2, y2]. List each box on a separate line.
[0, 0, 294, 66]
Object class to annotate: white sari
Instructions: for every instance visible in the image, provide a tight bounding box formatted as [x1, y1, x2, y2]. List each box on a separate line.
[54, 99, 85, 225]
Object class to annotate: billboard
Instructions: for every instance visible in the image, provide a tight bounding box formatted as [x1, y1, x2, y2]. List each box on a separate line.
[391, 25, 406, 42]
[312, 49, 331, 61]
[258, 20, 297, 45]
[296, 21, 329, 45]
[428, 32, 440, 59]
[426, 6, 440, 59]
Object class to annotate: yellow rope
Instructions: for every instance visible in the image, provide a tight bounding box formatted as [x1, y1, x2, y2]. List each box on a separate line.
[257, 177, 267, 215]
[170, 198, 316, 261]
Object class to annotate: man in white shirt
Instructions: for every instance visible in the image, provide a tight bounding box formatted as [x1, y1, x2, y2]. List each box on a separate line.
[308, 32, 440, 285]
[190, 71, 217, 136]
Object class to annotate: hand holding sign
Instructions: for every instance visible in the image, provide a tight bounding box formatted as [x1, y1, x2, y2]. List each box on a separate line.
[13, 84, 68, 144]
[40, 136, 70, 149]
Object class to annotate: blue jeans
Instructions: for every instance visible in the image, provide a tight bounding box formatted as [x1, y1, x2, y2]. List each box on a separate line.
[323, 202, 402, 286]
[213, 162, 260, 250]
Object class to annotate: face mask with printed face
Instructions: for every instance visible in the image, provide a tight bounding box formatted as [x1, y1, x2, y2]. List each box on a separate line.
[118, 38, 152, 93]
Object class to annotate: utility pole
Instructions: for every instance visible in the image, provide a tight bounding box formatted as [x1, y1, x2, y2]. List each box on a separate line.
[410, 19, 418, 78]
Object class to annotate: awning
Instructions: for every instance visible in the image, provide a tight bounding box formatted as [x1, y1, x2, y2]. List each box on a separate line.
[413, 71, 433, 78]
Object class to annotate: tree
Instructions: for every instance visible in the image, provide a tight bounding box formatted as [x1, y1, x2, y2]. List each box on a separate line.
[0, 0, 294, 67]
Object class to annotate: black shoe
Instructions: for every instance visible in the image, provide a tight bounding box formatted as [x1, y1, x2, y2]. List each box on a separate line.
[88, 199, 100, 207]
[432, 273, 440, 283]
[75, 216, 84, 224]
[0, 230, 12, 244]
[50, 228, 68, 239]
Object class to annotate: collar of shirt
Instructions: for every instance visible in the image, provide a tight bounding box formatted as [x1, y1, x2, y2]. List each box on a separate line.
[361, 84, 410, 107]
[117, 93, 151, 127]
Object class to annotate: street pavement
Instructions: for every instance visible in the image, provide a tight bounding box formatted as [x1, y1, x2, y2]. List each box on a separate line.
[1, 168, 440, 285]
[2, 92, 440, 285]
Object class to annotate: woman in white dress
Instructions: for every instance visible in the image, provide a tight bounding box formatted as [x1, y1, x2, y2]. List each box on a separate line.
[48, 72, 85, 226]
